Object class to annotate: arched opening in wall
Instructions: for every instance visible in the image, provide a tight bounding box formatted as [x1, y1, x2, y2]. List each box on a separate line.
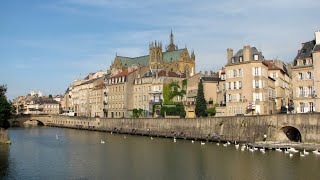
[33, 120, 44, 126]
[281, 126, 302, 142]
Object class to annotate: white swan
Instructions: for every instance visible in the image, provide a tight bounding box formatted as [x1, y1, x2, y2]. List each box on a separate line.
[191, 140, 194, 143]
[227, 141, 231, 145]
[289, 153, 293, 158]
[101, 139, 105, 144]
[249, 148, 254, 152]
[313, 149, 320, 155]
[217, 142, 220, 146]
[110, 132, 113, 134]
[260, 148, 265, 154]
[300, 152, 305, 157]
[276, 148, 282, 152]
[289, 147, 299, 153]
[124, 136, 126, 139]
[173, 138, 176, 143]
[223, 143, 228, 147]
[235, 144, 240, 149]
[253, 147, 258, 151]
[284, 149, 289, 154]
[303, 149, 309, 155]
[201, 141, 205, 145]
[150, 137, 153, 140]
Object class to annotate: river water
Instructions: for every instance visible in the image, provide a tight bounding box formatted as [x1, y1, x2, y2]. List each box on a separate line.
[0, 127, 319, 180]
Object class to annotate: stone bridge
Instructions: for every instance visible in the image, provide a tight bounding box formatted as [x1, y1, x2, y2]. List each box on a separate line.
[9, 113, 320, 144]
[9, 114, 52, 127]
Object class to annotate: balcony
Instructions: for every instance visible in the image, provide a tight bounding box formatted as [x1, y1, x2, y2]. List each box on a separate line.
[149, 99, 163, 104]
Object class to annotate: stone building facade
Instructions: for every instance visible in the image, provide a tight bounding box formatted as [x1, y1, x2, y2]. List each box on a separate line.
[224, 45, 276, 116]
[291, 31, 320, 113]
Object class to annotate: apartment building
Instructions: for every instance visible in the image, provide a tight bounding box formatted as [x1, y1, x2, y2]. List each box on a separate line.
[224, 45, 276, 116]
[291, 31, 320, 113]
[105, 67, 138, 118]
[132, 69, 186, 117]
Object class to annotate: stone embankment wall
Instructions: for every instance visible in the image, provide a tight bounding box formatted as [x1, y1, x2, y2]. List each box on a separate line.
[47, 113, 320, 143]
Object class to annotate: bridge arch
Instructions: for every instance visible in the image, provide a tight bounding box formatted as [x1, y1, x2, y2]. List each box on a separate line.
[281, 126, 302, 142]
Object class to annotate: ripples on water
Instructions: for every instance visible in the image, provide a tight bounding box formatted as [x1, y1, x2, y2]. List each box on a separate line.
[0, 127, 320, 180]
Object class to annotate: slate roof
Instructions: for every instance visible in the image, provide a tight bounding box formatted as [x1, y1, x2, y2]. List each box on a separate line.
[294, 40, 315, 61]
[116, 48, 187, 68]
[232, 47, 264, 63]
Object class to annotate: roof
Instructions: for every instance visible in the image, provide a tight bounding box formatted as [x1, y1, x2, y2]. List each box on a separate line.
[116, 48, 187, 68]
[294, 40, 315, 61]
[201, 76, 221, 82]
[112, 68, 137, 78]
[142, 69, 186, 78]
[232, 46, 264, 63]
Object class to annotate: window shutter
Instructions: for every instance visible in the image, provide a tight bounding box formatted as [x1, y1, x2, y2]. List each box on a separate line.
[259, 93, 262, 101]
[252, 67, 255, 76]
[259, 80, 262, 88]
[296, 88, 299, 97]
[259, 67, 262, 76]
[236, 81, 239, 89]
[253, 80, 255, 88]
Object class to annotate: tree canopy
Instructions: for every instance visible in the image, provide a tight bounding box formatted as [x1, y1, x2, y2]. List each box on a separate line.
[0, 85, 11, 129]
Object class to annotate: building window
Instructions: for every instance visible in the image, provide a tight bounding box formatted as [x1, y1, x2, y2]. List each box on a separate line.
[307, 72, 312, 79]
[298, 87, 303, 97]
[309, 102, 314, 112]
[239, 56, 243, 62]
[232, 57, 235, 63]
[255, 80, 259, 88]
[253, 54, 259, 60]
[233, 69, 237, 77]
[298, 73, 303, 80]
[239, 81, 242, 89]
[239, 69, 243, 77]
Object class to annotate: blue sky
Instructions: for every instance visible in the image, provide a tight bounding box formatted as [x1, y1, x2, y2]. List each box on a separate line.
[1, 0, 319, 100]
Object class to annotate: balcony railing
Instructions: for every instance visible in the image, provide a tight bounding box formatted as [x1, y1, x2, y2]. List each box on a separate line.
[149, 99, 163, 104]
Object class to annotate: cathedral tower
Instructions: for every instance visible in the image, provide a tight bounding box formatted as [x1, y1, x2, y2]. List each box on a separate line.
[149, 40, 163, 69]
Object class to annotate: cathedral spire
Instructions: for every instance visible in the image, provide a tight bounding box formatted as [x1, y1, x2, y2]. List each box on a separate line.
[166, 29, 177, 52]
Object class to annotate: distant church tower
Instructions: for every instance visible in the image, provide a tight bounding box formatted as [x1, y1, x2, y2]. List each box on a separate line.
[149, 40, 163, 69]
[166, 30, 178, 52]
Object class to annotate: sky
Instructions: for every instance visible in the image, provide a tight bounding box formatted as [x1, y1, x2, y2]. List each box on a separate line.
[1, 0, 319, 100]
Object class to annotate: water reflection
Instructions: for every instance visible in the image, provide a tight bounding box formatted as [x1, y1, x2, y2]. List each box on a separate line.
[0, 144, 9, 177]
[1, 127, 320, 179]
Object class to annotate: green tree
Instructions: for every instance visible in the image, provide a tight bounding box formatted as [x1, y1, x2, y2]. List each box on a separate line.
[0, 85, 11, 129]
[132, 108, 144, 118]
[205, 107, 216, 117]
[195, 79, 207, 117]
[48, 94, 53, 98]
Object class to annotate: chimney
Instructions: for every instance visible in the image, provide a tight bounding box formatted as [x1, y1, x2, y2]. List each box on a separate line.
[227, 48, 233, 64]
[165, 69, 169, 77]
[316, 31, 320, 45]
[243, 45, 251, 62]
[204, 71, 208, 76]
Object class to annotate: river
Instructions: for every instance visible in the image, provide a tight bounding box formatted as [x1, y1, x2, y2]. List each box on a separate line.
[0, 127, 319, 180]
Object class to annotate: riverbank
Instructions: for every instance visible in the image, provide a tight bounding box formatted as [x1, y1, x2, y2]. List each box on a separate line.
[0, 128, 11, 144]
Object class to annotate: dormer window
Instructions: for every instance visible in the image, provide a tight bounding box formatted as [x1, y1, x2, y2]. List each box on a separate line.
[239, 56, 243, 62]
[301, 49, 306, 54]
[231, 57, 235, 63]
[253, 54, 259, 60]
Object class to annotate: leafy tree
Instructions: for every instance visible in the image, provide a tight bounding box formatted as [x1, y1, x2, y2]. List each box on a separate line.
[195, 79, 207, 117]
[132, 108, 144, 118]
[0, 85, 11, 129]
[48, 94, 53, 98]
[205, 107, 216, 116]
